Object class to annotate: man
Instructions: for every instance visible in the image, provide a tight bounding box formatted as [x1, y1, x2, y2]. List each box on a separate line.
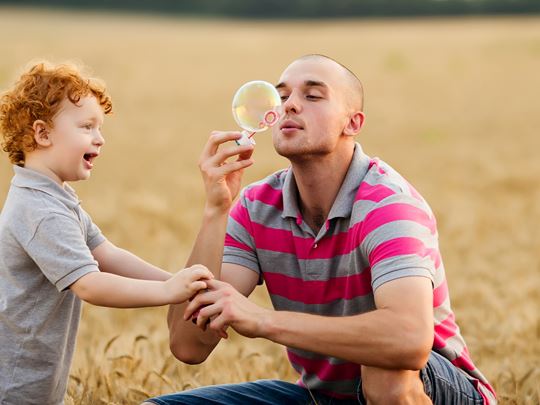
[145, 55, 496, 404]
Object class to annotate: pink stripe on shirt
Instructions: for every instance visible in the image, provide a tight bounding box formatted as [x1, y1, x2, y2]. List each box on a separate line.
[244, 182, 284, 211]
[224, 234, 252, 252]
[263, 270, 372, 304]
[359, 203, 437, 242]
[356, 182, 396, 203]
[369, 236, 441, 269]
[433, 280, 448, 307]
[287, 350, 360, 381]
[435, 312, 457, 341]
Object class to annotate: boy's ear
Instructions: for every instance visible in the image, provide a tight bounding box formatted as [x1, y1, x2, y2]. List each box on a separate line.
[32, 120, 52, 147]
[343, 111, 365, 137]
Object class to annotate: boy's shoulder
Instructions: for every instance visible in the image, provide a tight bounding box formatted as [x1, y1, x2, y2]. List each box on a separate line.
[1, 168, 82, 245]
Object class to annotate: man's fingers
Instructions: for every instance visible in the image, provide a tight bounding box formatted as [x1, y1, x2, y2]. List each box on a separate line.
[213, 144, 254, 164]
[195, 303, 222, 329]
[203, 144, 254, 172]
[184, 290, 220, 320]
[201, 131, 243, 160]
[214, 159, 254, 176]
[208, 314, 230, 339]
[237, 146, 255, 161]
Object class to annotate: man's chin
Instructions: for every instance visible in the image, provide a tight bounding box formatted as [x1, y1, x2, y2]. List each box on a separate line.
[274, 142, 329, 161]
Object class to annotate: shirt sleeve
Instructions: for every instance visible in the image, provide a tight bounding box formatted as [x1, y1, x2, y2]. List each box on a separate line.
[26, 213, 100, 291]
[79, 206, 106, 250]
[359, 194, 439, 291]
[222, 189, 262, 282]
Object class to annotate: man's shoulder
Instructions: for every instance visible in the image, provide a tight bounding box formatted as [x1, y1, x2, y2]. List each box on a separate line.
[352, 157, 433, 218]
[242, 168, 289, 200]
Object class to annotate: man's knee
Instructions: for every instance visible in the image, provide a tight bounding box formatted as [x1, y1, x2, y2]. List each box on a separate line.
[360, 365, 429, 405]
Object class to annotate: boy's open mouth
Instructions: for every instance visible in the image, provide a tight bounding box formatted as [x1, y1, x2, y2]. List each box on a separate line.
[83, 153, 98, 165]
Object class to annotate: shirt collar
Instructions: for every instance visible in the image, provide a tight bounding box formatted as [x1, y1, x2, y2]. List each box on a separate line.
[281, 143, 371, 220]
[11, 165, 81, 209]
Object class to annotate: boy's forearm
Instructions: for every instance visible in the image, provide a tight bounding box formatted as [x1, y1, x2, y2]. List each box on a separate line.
[71, 271, 170, 308]
[93, 241, 171, 281]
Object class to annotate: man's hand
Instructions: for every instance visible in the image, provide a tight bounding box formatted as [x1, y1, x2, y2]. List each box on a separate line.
[199, 131, 254, 213]
[183, 279, 271, 339]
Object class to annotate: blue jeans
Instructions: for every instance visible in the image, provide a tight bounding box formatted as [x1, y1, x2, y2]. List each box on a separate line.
[145, 351, 483, 405]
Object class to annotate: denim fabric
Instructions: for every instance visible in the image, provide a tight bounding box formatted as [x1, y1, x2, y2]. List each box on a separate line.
[146, 351, 483, 405]
[356, 351, 484, 405]
[145, 379, 358, 405]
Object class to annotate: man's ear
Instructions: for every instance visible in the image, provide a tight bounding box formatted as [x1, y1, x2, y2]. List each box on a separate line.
[344, 111, 365, 137]
[32, 120, 52, 147]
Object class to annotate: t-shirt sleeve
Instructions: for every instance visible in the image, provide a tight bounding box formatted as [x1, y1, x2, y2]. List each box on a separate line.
[223, 190, 262, 281]
[359, 194, 439, 291]
[79, 207, 106, 250]
[26, 213, 100, 292]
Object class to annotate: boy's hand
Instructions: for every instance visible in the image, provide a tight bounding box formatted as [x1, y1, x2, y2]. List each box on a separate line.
[199, 131, 254, 213]
[164, 265, 214, 304]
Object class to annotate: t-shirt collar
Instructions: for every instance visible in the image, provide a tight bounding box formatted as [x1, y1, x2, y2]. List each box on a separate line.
[281, 143, 371, 220]
[11, 165, 81, 209]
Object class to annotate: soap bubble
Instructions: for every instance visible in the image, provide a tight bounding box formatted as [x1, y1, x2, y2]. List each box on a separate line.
[232, 80, 281, 145]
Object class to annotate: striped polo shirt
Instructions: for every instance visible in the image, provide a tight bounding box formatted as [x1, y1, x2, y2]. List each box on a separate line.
[223, 143, 496, 403]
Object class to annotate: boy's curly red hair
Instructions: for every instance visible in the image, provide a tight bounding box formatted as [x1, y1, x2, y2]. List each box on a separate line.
[0, 61, 112, 165]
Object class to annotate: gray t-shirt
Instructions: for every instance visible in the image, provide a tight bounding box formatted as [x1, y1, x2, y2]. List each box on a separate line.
[0, 166, 105, 405]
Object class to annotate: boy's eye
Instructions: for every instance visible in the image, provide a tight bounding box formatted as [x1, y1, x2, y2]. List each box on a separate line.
[280, 95, 289, 101]
[306, 94, 321, 100]
[82, 124, 92, 130]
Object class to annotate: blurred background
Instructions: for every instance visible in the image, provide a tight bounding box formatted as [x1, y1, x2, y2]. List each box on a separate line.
[0, 1, 538, 404]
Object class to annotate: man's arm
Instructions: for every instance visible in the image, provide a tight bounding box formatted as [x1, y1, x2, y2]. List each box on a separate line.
[91, 240, 171, 281]
[167, 131, 255, 364]
[168, 262, 259, 364]
[187, 275, 433, 370]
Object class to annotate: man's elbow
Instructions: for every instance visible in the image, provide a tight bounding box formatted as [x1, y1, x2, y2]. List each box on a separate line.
[400, 329, 433, 370]
[169, 340, 210, 365]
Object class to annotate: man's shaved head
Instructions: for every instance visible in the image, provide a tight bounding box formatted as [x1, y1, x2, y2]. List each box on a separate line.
[292, 54, 364, 111]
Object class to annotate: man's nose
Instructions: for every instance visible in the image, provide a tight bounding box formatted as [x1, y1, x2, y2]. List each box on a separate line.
[282, 91, 301, 114]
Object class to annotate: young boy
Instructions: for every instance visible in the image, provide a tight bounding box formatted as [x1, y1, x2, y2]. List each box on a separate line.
[0, 61, 213, 404]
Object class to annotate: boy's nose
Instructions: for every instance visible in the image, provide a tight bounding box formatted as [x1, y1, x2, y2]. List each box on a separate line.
[93, 130, 105, 146]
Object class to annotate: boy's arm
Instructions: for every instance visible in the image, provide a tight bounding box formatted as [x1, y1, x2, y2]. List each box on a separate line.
[92, 240, 171, 281]
[69, 264, 212, 308]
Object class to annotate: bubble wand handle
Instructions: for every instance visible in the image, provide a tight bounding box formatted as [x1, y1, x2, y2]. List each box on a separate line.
[235, 130, 256, 146]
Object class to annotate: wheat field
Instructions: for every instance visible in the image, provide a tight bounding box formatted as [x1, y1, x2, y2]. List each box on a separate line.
[0, 7, 538, 404]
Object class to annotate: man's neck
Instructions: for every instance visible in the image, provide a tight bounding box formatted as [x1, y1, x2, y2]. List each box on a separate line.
[291, 145, 355, 234]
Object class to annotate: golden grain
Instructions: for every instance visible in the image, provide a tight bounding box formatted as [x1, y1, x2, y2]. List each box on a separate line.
[0, 7, 538, 404]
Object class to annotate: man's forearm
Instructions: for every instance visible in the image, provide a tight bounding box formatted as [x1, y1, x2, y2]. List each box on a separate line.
[185, 206, 229, 274]
[167, 207, 229, 363]
[261, 309, 433, 370]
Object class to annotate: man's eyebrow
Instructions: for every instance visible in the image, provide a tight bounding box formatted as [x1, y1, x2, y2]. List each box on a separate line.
[275, 80, 328, 90]
[304, 80, 327, 88]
